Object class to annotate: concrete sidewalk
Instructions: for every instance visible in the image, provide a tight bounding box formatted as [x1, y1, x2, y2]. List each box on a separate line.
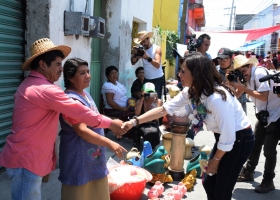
[0, 102, 280, 199]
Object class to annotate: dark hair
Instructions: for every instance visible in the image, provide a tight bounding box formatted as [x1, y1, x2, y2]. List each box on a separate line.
[31, 50, 65, 70]
[135, 67, 144, 76]
[198, 33, 211, 40]
[63, 58, 88, 88]
[105, 65, 118, 78]
[182, 52, 234, 104]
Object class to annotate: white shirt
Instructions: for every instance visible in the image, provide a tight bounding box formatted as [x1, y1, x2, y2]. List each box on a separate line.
[247, 66, 280, 126]
[101, 81, 127, 109]
[142, 44, 164, 79]
[163, 87, 251, 152]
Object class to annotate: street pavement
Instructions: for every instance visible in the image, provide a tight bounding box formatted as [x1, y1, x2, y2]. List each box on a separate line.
[0, 102, 279, 199]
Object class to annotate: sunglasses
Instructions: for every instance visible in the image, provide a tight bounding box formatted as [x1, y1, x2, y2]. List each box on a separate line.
[217, 57, 229, 62]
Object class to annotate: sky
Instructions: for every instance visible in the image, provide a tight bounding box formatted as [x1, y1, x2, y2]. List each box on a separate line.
[203, 0, 280, 28]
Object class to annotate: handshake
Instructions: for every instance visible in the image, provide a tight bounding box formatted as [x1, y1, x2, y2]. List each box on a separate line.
[109, 119, 136, 138]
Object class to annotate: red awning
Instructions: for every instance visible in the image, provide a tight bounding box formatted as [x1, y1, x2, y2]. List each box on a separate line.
[220, 25, 280, 41]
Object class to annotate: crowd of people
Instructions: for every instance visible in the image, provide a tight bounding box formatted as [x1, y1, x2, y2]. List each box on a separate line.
[214, 50, 280, 71]
[0, 30, 280, 200]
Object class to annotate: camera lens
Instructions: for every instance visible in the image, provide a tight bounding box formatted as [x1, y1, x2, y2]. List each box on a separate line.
[260, 119, 268, 126]
[227, 74, 235, 82]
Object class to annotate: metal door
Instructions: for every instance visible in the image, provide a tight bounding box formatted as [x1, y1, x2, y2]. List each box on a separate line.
[0, 0, 25, 151]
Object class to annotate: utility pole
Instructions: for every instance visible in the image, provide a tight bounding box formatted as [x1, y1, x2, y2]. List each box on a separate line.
[229, 0, 235, 30]
[180, 0, 188, 44]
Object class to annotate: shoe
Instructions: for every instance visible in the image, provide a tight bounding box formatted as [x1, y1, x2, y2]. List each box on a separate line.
[255, 179, 275, 193]
[237, 167, 254, 182]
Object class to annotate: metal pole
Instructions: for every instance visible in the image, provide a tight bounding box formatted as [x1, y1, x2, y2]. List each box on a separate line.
[229, 0, 235, 31]
[233, 6, 236, 30]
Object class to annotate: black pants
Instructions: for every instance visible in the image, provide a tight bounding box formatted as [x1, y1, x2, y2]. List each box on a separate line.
[245, 118, 280, 180]
[203, 128, 255, 200]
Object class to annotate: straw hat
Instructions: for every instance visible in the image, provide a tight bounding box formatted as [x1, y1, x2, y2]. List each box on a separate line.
[133, 31, 154, 44]
[22, 38, 71, 71]
[233, 55, 259, 70]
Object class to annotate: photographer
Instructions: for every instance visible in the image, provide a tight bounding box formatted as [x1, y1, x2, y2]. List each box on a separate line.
[131, 31, 163, 99]
[230, 55, 280, 194]
[216, 48, 247, 114]
[134, 82, 162, 149]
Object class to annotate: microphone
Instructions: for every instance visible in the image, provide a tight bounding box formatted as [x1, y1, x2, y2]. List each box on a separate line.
[259, 72, 280, 82]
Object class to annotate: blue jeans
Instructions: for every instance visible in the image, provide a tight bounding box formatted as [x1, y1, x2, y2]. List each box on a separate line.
[6, 168, 42, 200]
[203, 128, 255, 200]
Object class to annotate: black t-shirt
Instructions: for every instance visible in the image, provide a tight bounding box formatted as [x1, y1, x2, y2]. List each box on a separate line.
[131, 79, 143, 99]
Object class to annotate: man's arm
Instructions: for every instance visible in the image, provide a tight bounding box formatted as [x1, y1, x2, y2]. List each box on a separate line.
[131, 48, 140, 65]
[131, 54, 139, 65]
[231, 80, 269, 102]
[41, 86, 127, 135]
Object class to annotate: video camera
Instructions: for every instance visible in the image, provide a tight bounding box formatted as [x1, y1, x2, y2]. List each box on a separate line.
[134, 45, 145, 56]
[171, 34, 197, 59]
[186, 34, 197, 53]
[259, 71, 280, 94]
[140, 92, 157, 98]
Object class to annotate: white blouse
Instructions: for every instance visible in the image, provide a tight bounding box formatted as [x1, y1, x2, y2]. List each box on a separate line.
[101, 81, 128, 109]
[163, 87, 251, 152]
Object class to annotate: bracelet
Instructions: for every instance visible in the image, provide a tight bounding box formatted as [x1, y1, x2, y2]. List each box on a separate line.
[130, 119, 137, 127]
[133, 116, 140, 126]
[213, 157, 221, 161]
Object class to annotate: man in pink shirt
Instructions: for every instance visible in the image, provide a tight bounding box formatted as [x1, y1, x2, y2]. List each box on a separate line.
[0, 38, 128, 200]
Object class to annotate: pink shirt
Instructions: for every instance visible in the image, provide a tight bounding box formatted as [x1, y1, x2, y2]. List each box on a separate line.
[0, 71, 111, 176]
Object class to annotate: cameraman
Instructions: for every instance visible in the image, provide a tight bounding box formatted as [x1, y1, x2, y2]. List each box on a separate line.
[131, 31, 163, 99]
[230, 55, 280, 194]
[196, 34, 212, 59]
[216, 48, 247, 114]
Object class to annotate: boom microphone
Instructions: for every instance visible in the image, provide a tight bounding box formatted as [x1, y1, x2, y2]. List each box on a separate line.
[259, 72, 280, 82]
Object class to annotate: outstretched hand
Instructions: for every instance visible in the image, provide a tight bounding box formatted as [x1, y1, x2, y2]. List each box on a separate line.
[108, 141, 127, 158]
[121, 121, 134, 131]
[109, 119, 129, 137]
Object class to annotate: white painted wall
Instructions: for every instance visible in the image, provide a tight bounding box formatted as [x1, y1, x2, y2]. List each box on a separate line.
[104, 0, 154, 96]
[49, 0, 94, 91]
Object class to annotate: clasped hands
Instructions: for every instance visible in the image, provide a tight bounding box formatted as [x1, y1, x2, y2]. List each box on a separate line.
[109, 119, 135, 138]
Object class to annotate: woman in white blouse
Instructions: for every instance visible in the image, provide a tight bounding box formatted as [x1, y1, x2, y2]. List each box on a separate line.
[123, 52, 255, 200]
[101, 66, 134, 130]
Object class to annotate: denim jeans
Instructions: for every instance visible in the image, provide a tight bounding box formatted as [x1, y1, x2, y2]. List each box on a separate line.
[6, 168, 42, 200]
[187, 126, 194, 140]
[203, 128, 255, 200]
[245, 118, 280, 180]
